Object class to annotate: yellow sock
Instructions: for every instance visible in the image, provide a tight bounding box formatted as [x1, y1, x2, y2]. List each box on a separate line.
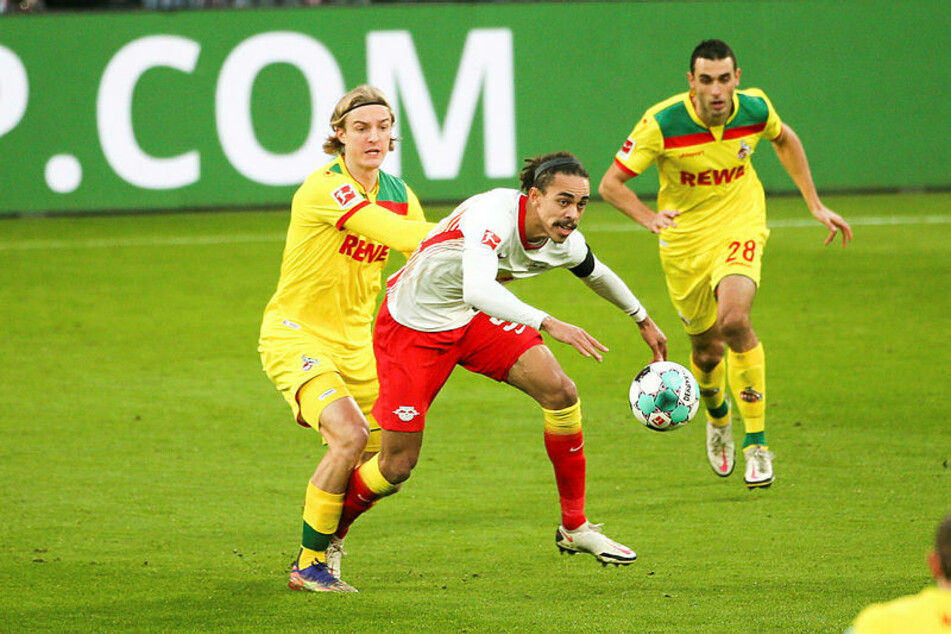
[542, 399, 582, 435]
[299, 483, 344, 566]
[727, 343, 766, 435]
[359, 454, 399, 496]
[690, 357, 729, 426]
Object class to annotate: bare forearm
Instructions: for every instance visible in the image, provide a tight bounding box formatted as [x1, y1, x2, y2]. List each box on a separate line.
[599, 176, 656, 228]
[773, 125, 822, 212]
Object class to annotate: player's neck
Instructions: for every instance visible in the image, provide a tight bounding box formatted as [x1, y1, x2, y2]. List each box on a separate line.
[343, 157, 379, 193]
[690, 95, 732, 128]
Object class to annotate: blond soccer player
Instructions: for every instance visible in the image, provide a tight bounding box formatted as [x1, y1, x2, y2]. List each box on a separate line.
[259, 85, 434, 592]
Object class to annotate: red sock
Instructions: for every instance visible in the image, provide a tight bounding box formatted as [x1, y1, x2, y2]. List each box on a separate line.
[334, 468, 377, 539]
[544, 430, 587, 530]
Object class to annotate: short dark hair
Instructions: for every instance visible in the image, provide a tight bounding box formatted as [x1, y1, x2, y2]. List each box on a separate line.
[518, 152, 588, 194]
[937, 513, 951, 579]
[690, 39, 737, 73]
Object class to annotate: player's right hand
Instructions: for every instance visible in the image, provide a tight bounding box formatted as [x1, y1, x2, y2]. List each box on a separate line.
[636, 316, 668, 362]
[647, 209, 680, 234]
[540, 317, 608, 362]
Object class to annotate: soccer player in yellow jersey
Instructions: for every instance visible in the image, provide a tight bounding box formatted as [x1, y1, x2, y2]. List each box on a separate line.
[258, 85, 433, 592]
[847, 513, 951, 633]
[600, 40, 853, 488]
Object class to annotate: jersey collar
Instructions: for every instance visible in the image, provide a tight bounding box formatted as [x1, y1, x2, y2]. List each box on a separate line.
[334, 155, 378, 198]
[517, 194, 546, 250]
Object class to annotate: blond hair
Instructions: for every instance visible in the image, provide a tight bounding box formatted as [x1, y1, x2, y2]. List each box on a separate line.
[322, 85, 397, 156]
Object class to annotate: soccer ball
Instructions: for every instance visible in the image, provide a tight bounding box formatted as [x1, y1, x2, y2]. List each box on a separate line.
[629, 361, 700, 432]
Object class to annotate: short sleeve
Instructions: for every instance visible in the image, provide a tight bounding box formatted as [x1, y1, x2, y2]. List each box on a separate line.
[614, 113, 664, 177]
[748, 88, 784, 141]
[292, 171, 364, 228]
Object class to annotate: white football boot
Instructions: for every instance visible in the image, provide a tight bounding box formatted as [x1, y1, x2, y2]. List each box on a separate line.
[743, 445, 775, 489]
[325, 536, 346, 578]
[555, 522, 636, 566]
[706, 420, 736, 477]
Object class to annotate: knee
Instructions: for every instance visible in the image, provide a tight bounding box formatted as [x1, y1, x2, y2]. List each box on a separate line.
[327, 419, 370, 465]
[539, 375, 578, 411]
[718, 310, 752, 345]
[692, 342, 726, 373]
[379, 450, 418, 485]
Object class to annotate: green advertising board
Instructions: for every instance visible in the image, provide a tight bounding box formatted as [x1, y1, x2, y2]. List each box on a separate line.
[0, 0, 946, 214]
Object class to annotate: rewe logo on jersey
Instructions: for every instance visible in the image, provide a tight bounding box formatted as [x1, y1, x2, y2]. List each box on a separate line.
[339, 234, 389, 263]
[481, 230, 501, 250]
[393, 406, 420, 422]
[332, 184, 360, 209]
[680, 165, 746, 187]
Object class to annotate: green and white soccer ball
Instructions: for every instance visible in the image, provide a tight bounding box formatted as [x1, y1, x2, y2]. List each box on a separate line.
[629, 361, 700, 432]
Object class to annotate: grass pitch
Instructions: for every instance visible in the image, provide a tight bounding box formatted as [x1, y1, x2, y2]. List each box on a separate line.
[1, 192, 948, 632]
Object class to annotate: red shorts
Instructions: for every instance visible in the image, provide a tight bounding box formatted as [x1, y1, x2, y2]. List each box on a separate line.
[372, 298, 543, 432]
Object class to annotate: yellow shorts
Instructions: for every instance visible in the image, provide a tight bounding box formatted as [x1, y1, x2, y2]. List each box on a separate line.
[258, 318, 380, 449]
[660, 226, 769, 335]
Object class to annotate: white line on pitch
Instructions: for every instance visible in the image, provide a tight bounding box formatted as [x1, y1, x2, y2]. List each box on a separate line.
[0, 214, 949, 251]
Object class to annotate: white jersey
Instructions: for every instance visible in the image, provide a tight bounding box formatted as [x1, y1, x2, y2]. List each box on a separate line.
[385, 188, 589, 332]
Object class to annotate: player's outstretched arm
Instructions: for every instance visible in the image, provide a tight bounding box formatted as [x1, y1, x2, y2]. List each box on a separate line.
[570, 250, 667, 362]
[771, 123, 853, 247]
[598, 163, 679, 234]
[341, 204, 436, 253]
[539, 316, 609, 363]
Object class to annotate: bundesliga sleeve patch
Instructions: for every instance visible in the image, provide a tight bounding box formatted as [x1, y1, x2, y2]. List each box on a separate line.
[332, 184, 361, 210]
[481, 230, 502, 250]
[619, 137, 636, 159]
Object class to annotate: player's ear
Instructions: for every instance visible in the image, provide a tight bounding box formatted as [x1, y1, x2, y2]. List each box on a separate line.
[334, 126, 346, 145]
[735, 68, 742, 85]
[928, 550, 942, 580]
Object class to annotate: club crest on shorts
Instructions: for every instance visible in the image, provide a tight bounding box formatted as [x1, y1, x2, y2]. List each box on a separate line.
[393, 406, 420, 422]
[301, 355, 320, 371]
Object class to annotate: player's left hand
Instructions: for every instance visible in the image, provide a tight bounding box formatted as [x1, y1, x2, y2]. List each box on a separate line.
[636, 316, 667, 362]
[812, 205, 853, 246]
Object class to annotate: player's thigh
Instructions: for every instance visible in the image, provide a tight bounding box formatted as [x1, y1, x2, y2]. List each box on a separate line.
[372, 303, 461, 433]
[505, 344, 577, 409]
[337, 349, 383, 452]
[458, 313, 545, 383]
[456, 314, 573, 407]
[660, 248, 719, 336]
[710, 227, 769, 295]
[259, 327, 347, 426]
[259, 324, 373, 435]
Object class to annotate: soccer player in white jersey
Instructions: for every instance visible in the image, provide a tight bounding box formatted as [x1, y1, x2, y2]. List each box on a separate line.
[328, 152, 668, 578]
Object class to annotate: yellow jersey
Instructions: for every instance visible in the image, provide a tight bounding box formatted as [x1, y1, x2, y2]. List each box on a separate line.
[261, 155, 429, 351]
[614, 88, 783, 255]
[848, 587, 951, 634]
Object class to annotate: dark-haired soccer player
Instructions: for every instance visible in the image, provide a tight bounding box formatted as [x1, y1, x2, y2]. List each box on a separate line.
[259, 85, 433, 592]
[599, 39, 852, 489]
[847, 513, 951, 632]
[332, 152, 668, 576]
